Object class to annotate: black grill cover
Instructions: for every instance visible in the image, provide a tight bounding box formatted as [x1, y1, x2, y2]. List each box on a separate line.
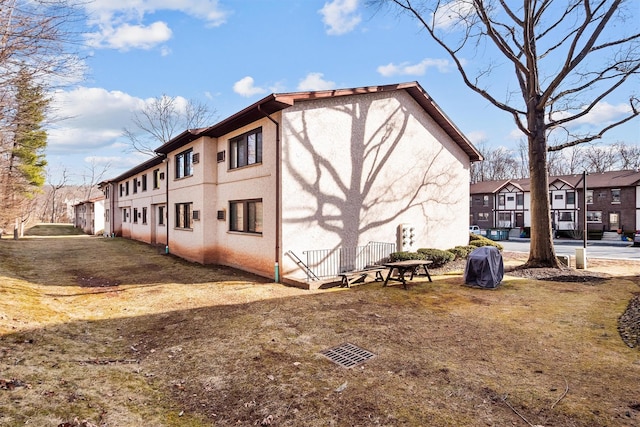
[464, 246, 504, 288]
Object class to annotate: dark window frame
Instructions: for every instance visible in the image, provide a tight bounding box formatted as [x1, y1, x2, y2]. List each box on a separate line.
[175, 149, 194, 179]
[229, 199, 263, 234]
[229, 128, 262, 170]
[175, 202, 193, 229]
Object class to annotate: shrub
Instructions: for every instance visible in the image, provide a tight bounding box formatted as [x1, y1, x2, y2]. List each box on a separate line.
[448, 245, 475, 259]
[389, 251, 425, 262]
[416, 248, 455, 267]
[468, 234, 503, 251]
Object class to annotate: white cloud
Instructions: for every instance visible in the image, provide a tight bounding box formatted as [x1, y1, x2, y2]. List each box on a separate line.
[433, 0, 475, 30]
[466, 130, 488, 145]
[48, 87, 143, 153]
[297, 73, 336, 91]
[568, 101, 633, 127]
[319, 0, 361, 35]
[233, 77, 267, 97]
[86, 21, 173, 50]
[377, 58, 452, 77]
[84, 0, 229, 51]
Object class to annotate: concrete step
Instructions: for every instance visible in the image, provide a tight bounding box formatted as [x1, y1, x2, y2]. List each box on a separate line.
[601, 231, 622, 241]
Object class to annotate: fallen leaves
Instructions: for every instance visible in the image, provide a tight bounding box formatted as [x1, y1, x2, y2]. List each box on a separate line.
[0, 378, 30, 390]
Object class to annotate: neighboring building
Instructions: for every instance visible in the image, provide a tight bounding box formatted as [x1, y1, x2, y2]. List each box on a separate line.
[73, 196, 105, 235]
[470, 170, 640, 233]
[100, 156, 167, 245]
[101, 82, 482, 285]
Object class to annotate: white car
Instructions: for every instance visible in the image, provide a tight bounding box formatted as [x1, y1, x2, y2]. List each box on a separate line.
[634, 230, 640, 246]
[469, 225, 481, 235]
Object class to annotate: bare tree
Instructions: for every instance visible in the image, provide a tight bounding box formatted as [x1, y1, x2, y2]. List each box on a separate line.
[0, 0, 84, 231]
[80, 158, 111, 200]
[471, 143, 522, 182]
[581, 144, 619, 172]
[614, 141, 640, 170]
[123, 95, 216, 156]
[385, 0, 639, 267]
[44, 166, 69, 223]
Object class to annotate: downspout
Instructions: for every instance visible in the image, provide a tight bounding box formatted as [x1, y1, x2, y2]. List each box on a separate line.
[258, 105, 281, 282]
[110, 182, 115, 237]
[163, 154, 170, 254]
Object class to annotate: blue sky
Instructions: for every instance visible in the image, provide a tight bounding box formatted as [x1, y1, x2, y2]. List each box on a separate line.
[45, 0, 640, 185]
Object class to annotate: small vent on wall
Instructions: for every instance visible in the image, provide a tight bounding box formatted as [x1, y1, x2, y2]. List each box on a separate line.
[217, 210, 225, 220]
[192, 210, 200, 221]
[192, 153, 200, 164]
[217, 151, 225, 163]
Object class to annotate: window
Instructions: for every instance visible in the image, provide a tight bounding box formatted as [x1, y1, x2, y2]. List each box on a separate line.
[498, 195, 505, 206]
[175, 149, 193, 179]
[516, 193, 524, 206]
[125, 181, 130, 196]
[119, 184, 124, 197]
[566, 191, 575, 205]
[175, 202, 192, 229]
[133, 208, 138, 223]
[559, 211, 574, 222]
[104, 186, 110, 199]
[477, 212, 489, 221]
[133, 179, 138, 194]
[611, 189, 621, 203]
[497, 212, 511, 227]
[158, 206, 165, 226]
[105, 209, 110, 222]
[122, 208, 127, 222]
[230, 128, 262, 169]
[230, 199, 263, 233]
[554, 194, 563, 200]
[153, 168, 161, 189]
[586, 190, 594, 204]
[586, 211, 602, 222]
[507, 196, 514, 202]
[141, 174, 147, 191]
[142, 207, 147, 224]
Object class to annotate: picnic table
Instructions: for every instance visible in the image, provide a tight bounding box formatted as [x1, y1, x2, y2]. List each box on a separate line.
[383, 260, 433, 289]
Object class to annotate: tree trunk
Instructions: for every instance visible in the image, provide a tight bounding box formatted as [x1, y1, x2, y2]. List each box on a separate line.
[526, 110, 559, 268]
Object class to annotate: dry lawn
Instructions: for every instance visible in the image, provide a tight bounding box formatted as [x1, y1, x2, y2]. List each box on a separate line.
[1, 225, 639, 427]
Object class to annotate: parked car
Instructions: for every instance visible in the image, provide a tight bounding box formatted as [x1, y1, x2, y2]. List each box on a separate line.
[634, 230, 640, 246]
[469, 225, 481, 235]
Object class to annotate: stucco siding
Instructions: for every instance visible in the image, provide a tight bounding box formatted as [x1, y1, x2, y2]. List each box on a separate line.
[164, 120, 279, 278]
[203, 118, 279, 277]
[280, 90, 471, 279]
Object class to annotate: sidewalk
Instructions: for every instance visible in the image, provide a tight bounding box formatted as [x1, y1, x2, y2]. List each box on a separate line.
[508, 236, 634, 247]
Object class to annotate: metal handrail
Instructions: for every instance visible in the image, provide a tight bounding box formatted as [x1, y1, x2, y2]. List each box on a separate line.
[302, 242, 395, 280]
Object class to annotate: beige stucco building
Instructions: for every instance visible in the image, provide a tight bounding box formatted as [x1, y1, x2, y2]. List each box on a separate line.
[73, 196, 105, 235]
[100, 82, 482, 286]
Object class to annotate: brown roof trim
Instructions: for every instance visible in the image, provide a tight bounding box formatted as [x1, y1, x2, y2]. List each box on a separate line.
[154, 82, 482, 162]
[103, 155, 165, 184]
[154, 129, 204, 155]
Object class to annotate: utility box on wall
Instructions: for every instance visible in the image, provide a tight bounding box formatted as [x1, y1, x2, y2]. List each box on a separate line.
[397, 223, 415, 252]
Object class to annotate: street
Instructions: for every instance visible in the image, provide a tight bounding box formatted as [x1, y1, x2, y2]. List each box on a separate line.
[500, 238, 640, 261]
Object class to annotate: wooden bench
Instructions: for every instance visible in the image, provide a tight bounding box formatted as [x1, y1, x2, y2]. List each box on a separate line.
[339, 266, 387, 288]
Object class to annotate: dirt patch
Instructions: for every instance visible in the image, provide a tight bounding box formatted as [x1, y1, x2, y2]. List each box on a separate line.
[619, 294, 640, 348]
[506, 265, 610, 283]
[76, 275, 119, 288]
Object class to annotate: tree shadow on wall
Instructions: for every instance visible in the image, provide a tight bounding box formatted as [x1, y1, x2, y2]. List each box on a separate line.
[282, 95, 463, 256]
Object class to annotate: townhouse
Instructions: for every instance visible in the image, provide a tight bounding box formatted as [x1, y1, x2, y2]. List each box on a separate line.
[470, 170, 640, 234]
[73, 196, 105, 235]
[99, 82, 482, 285]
